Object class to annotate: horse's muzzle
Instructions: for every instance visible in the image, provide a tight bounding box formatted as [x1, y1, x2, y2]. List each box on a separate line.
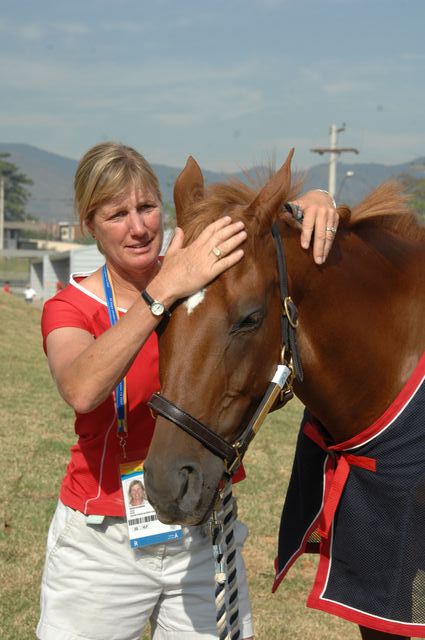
[143, 452, 224, 526]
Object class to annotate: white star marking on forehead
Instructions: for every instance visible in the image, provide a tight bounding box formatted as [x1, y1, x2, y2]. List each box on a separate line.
[184, 289, 206, 314]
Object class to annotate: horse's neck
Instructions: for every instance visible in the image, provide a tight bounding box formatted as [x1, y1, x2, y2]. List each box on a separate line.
[287, 228, 424, 442]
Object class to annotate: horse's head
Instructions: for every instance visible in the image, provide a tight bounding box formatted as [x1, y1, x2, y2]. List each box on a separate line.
[144, 150, 303, 525]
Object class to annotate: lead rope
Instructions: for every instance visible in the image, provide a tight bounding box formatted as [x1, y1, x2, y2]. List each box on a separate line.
[211, 476, 240, 640]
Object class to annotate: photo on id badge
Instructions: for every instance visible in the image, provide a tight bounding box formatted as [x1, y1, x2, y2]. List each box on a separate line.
[120, 459, 182, 548]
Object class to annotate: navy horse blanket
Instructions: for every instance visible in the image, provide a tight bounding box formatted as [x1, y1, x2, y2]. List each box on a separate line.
[273, 352, 425, 637]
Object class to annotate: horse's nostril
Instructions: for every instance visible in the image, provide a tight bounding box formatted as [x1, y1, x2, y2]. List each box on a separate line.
[177, 467, 190, 500]
[177, 463, 203, 503]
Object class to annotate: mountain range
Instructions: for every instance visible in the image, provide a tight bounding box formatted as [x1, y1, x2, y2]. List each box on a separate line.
[1, 143, 424, 224]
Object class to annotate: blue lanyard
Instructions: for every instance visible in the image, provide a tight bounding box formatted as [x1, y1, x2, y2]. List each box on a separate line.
[101, 264, 128, 437]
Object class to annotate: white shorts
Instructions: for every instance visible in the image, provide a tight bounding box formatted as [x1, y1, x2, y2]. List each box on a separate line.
[37, 501, 253, 640]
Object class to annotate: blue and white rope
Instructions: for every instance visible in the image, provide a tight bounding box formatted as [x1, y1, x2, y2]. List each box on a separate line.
[211, 477, 240, 640]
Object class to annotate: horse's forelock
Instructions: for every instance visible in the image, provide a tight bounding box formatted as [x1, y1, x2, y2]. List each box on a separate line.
[182, 172, 301, 243]
[182, 181, 255, 243]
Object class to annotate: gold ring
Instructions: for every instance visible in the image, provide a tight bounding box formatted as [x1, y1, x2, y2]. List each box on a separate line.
[212, 246, 222, 259]
[326, 226, 337, 234]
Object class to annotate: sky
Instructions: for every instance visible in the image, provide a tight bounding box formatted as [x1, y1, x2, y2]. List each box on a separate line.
[1, 0, 424, 172]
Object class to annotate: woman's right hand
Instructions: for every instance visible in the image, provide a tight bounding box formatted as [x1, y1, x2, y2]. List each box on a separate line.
[152, 216, 247, 305]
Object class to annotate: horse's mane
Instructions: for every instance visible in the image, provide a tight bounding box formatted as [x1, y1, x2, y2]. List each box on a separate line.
[340, 181, 425, 242]
[183, 172, 424, 244]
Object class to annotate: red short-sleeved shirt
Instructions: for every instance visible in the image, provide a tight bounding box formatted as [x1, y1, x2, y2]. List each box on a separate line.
[42, 274, 160, 516]
[42, 272, 245, 516]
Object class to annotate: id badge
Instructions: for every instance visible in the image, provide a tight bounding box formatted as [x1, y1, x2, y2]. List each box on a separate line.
[120, 459, 182, 548]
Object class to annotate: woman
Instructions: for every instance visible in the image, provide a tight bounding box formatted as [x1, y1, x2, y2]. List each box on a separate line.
[37, 142, 338, 640]
[128, 479, 146, 507]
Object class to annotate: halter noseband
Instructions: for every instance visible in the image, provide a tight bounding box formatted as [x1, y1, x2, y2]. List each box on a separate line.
[148, 220, 303, 476]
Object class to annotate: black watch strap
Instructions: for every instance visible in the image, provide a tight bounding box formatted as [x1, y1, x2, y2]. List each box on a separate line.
[141, 290, 171, 319]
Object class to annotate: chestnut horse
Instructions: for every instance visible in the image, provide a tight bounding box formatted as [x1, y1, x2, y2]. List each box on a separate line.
[144, 151, 425, 640]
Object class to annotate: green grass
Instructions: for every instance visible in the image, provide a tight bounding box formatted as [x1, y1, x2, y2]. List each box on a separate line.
[0, 256, 31, 283]
[0, 294, 72, 639]
[0, 293, 362, 639]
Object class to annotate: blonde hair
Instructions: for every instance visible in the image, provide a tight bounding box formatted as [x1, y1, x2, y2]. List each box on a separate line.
[74, 142, 162, 230]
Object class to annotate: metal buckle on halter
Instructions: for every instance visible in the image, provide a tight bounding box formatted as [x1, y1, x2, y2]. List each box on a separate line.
[224, 442, 243, 476]
[283, 296, 299, 328]
[279, 345, 296, 402]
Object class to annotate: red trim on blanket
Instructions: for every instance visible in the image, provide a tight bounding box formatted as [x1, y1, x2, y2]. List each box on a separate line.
[272, 514, 322, 593]
[272, 455, 334, 593]
[307, 598, 425, 637]
[330, 351, 425, 452]
[317, 453, 377, 539]
[308, 538, 425, 636]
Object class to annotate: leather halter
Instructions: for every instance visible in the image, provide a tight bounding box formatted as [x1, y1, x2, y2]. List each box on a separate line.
[148, 220, 303, 476]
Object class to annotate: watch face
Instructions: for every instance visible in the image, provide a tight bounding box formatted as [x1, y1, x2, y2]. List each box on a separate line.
[151, 301, 165, 316]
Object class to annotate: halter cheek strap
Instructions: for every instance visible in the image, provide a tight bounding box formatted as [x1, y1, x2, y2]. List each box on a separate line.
[271, 223, 303, 382]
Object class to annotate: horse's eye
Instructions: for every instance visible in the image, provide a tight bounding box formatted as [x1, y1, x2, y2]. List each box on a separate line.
[230, 310, 263, 335]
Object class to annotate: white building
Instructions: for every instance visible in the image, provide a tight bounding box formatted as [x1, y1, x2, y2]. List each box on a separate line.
[30, 230, 174, 300]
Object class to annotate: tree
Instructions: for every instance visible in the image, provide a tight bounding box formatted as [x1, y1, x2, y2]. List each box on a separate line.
[163, 201, 176, 228]
[0, 153, 34, 221]
[400, 174, 425, 222]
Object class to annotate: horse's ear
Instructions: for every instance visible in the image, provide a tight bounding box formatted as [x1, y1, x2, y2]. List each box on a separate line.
[173, 156, 205, 228]
[247, 148, 294, 229]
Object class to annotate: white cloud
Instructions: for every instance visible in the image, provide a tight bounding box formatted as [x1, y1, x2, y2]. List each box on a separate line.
[15, 23, 45, 40]
[0, 58, 72, 89]
[358, 130, 425, 159]
[322, 81, 365, 95]
[98, 20, 150, 33]
[0, 111, 70, 128]
[151, 85, 265, 125]
[0, 51, 261, 90]
[51, 22, 90, 36]
[0, 53, 267, 127]
[0, 18, 89, 41]
[400, 51, 425, 62]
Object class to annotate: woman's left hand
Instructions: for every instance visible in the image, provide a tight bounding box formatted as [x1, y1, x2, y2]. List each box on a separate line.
[291, 190, 339, 265]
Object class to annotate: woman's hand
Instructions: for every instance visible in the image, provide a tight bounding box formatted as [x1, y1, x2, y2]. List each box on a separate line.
[290, 190, 339, 265]
[153, 216, 247, 304]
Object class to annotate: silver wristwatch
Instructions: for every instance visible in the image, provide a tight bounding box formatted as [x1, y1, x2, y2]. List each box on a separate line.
[141, 290, 171, 319]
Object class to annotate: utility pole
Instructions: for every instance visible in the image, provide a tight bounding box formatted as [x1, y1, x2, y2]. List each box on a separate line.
[310, 124, 359, 198]
[0, 177, 4, 251]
